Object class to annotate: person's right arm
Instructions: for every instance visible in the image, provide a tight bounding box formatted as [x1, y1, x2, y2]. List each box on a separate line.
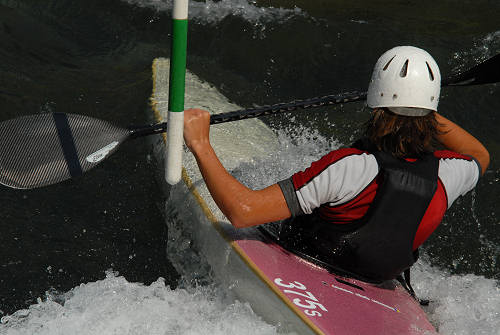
[435, 112, 490, 175]
[183, 108, 291, 228]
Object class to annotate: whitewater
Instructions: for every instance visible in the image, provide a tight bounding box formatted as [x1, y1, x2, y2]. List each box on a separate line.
[1, 1, 499, 334]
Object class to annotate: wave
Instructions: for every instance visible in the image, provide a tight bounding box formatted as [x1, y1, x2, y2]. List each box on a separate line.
[0, 272, 278, 335]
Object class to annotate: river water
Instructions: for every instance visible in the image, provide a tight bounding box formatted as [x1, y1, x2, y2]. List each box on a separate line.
[0, 0, 498, 334]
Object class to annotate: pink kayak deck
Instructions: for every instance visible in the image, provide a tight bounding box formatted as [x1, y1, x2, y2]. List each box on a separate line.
[234, 235, 437, 335]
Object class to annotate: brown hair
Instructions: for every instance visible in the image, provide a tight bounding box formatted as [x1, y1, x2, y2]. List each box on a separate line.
[364, 108, 442, 158]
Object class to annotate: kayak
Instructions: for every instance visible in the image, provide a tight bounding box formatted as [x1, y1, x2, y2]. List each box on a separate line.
[150, 58, 438, 335]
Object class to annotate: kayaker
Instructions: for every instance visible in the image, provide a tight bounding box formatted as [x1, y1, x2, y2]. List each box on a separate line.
[183, 46, 490, 283]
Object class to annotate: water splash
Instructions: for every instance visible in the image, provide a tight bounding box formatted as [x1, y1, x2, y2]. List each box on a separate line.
[232, 123, 341, 189]
[450, 30, 500, 72]
[412, 260, 500, 335]
[0, 272, 277, 335]
[123, 0, 304, 24]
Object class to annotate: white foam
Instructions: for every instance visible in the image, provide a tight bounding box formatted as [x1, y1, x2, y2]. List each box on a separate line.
[123, 0, 304, 25]
[0, 272, 277, 335]
[412, 260, 500, 335]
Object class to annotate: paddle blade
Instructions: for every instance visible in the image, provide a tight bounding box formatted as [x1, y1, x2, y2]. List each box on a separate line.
[0, 113, 130, 189]
[443, 54, 500, 86]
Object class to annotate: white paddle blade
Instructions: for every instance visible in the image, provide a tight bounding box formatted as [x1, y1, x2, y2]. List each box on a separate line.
[0, 113, 129, 189]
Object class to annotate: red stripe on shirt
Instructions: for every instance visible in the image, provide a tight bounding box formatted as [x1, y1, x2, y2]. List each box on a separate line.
[434, 150, 473, 161]
[319, 175, 380, 223]
[292, 148, 366, 190]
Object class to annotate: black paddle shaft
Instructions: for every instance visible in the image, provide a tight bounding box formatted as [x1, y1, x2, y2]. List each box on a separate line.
[128, 91, 367, 138]
[130, 53, 500, 138]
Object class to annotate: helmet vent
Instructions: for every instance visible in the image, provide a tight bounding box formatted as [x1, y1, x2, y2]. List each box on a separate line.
[383, 55, 396, 71]
[426, 62, 435, 81]
[399, 59, 409, 77]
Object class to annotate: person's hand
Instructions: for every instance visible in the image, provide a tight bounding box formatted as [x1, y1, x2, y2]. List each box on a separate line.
[183, 108, 211, 153]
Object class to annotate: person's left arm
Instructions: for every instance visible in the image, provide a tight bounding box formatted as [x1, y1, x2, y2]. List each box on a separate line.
[183, 108, 291, 228]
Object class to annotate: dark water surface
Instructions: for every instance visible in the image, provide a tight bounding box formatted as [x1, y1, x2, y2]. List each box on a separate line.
[0, 0, 180, 314]
[0, 0, 498, 317]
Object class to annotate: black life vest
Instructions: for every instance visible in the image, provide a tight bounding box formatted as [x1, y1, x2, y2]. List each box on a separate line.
[266, 140, 439, 282]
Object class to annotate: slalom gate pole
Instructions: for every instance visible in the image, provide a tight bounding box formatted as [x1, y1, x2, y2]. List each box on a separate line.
[165, 0, 189, 185]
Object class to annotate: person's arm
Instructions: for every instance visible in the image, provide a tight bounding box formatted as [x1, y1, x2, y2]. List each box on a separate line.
[435, 112, 490, 175]
[183, 108, 291, 228]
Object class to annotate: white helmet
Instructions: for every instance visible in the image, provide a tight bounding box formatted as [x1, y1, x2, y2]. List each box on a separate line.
[367, 46, 441, 116]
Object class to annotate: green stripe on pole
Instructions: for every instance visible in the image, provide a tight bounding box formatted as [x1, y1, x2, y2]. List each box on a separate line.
[168, 19, 188, 113]
[166, 0, 188, 185]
